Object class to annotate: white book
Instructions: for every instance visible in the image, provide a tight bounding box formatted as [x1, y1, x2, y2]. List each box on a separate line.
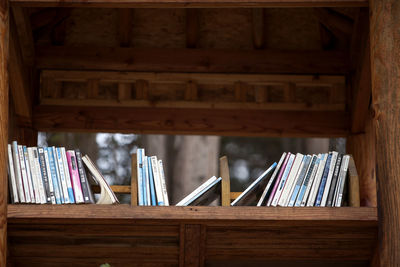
[18, 145, 32, 203]
[44, 148, 56, 204]
[321, 151, 338, 206]
[151, 156, 164, 206]
[300, 154, 321, 207]
[7, 144, 19, 203]
[176, 176, 217, 206]
[61, 147, 74, 203]
[23, 147, 36, 203]
[143, 156, 151, 206]
[27, 148, 41, 204]
[278, 153, 304, 207]
[257, 153, 286, 206]
[32, 147, 47, 204]
[335, 155, 350, 207]
[158, 160, 169, 206]
[271, 154, 295, 207]
[56, 147, 70, 204]
[12, 142, 25, 202]
[307, 153, 327, 206]
[52, 147, 65, 203]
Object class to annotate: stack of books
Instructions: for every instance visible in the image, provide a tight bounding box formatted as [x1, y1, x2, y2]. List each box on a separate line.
[7, 141, 118, 205]
[136, 148, 169, 206]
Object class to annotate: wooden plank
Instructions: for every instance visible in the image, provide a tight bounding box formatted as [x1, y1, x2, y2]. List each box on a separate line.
[9, 0, 369, 8]
[131, 154, 138, 206]
[11, 6, 34, 66]
[219, 156, 230, 206]
[184, 81, 197, 101]
[348, 155, 360, 207]
[0, 0, 8, 265]
[181, 224, 205, 267]
[230, 192, 241, 201]
[35, 46, 351, 75]
[118, 9, 133, 47]
[87, 79, 99, 99]
[91, 185, 131, 194]
[252, 8, 265, 49]
[370, 0, 400, 265]
[117, 83, 132, 101]
[32, 105, 350, 137]
[314, 8, 353, 43]
[186, 9, 198, 48]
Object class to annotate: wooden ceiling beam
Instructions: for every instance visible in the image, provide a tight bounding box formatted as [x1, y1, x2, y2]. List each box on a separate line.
[11, 7, 34, 66]
[314, 8, 354, 43]
[9, 0, 368, 8]
[35, 46, 351, 74]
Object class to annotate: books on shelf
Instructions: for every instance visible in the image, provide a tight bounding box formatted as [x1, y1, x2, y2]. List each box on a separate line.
[135, 148, 169, 206]
[6, 141, 117, 205]
[176, 176, 222, 206]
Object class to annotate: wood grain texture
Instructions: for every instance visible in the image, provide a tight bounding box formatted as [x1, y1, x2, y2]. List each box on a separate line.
[117, 9, 133, 47]
[370, 0, 400, 265]
[131, 154, 138, 206]
[0, 0, 8, 264]
[252, 8, 264, 49]
[35, 46, 351, 74]
[348, 155, 360, 207]
[219, 156, 230, 206]
[185, 9, 198, 48]
[182, 224, 205, 267]
[8, 0, 369, 8]
[10, 6, 33, 66]
[33, 105, 350, 137]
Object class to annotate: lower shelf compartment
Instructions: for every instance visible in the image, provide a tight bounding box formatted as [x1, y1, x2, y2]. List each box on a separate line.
[7, 205, 378, 267]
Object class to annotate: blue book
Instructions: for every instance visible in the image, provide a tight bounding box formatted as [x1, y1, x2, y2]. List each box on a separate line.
[137, 148, 144, 206]
[147, 157, 157, 206]
[47, 147, 63, 204]
[288, 155, 311, 207]
[295, 155, 318, 207]
[142, 153, 148, 206]
[315, 153, 332, 206]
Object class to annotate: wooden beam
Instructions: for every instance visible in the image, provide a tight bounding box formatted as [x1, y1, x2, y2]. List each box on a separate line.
[9, 0, 369, 8]
[314, 8, 353, 45]
[33, 105, 349, 137]
[35, 46, 351, 74]
[252, 8, 265, 49]
[117, 9, 133, 47]
[180, 224, 205, 267]
[11, 6, 34, 66]
[0, 0, 9, 265]
[319, 23, 336, 50]
[186, 9, 198, 49]
[370, 0, 400, 266]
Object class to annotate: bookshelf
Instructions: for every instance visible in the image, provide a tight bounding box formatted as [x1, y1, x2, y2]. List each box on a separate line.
[3, 1, 398, 266]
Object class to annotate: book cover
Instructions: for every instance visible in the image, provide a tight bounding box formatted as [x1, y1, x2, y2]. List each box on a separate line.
[61, 147, 75, 203]
[66, 150, 84, 204]
[266, 153, 290, 206]
[257, 152, 286, 206]
[321, 151, 338, 206]
[147, 157, 157, 206]
[307, 153, 327, 206]
[38, 147, 53, 203]
[288, 155, 311, 207]
[141, 150, 148, 206]
[271, 154, 295, 207]
[278, 153, 304, 207]
[143, 155, 151, 206]
[27, 147, 41, 204]
[295, 155, 318, 207]
[12, 141, 25, 203]
[43, 148, 56, 204]
[136, 148, 144, 206]
[32, 147, 47, 204]
[300, 155, 321, 207]
[151, 156, 164, 206]
[315, 153, 332, 206]
[176, 176, 217, 206]
[335, 155, 350, 207]
[158, 160, 169, 206]
[326, 154, 343, 207]
[18, 145, 32, 203]
[56, 147, 70, 204]
[23, 146, 37, 203]
[47, 147, 63, 204]
[185, 177, 223, 206]
[7, 144, 19, 203]
[231, 162, 277, 206]
[75, 149, 95, 203]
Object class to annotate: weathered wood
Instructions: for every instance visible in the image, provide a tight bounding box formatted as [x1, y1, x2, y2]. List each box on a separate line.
[252, 8, 264, 49]
[0, 0, 8, 265]
[181, 224, 205, 267]
[131, 154, 138, 206]
[8, 0, 369, 8]
[347, 155, 360, 207]
[370, 0, 400, 265]
[219, 156, 230, 206]
[33, 105, 350, 137]
[11, 6, 33, 66]
[35, 46, 351, 74]
[185, 9, 198, 48]
[118, 9, 133, 47]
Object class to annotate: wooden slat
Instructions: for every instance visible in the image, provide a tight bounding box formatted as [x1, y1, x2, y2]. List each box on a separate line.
[186, 9, 198, 48]
[33, 105, 350, 137]
[118, 83, 132, 101]
[348, 155, 360, 207]
[131, 154, 138, 206]
[11, 6, 34, 66]
[9, 0, 369, 8]
[35, 46, 351, 75]
[92, 185, 131, 194]
[230, 192, 242, 201]
[219, 156, 230, 207]
[181, 224, 205, 267]
[252, 8, 265, 49]
[118, 9, 133, 47]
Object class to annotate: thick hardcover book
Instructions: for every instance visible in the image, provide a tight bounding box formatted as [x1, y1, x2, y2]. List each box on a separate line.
[335, 155, 350, 207]
[185, 177, 222, 206]
[12, 142, 25, 203]
[147, 157, 157, 206]
[326, 154, 343, 207]
[278, 153, 304, 207]
[151, 156, 164, 206]
[231, 162, 277, 206]
[315, 153, 332, 206]
[47, 147, 63, 204]
[271, 154, 295, 207]
[295, 155, 318, 207]
[38, 147, 53, 203]
[66, 150, 84, 204]
[300, 155, 321, 207]
[61, 148, 75, 203]
[158, 160, 169, 206]
[7, 144, 19, 203]
[75, 149, 95, 203]
[307, 153, 327, 206]
[32, 148, 47, 204]
[288, 155, 311, 207]
[177, 176, 217, 206]
[23, 146, 36, 203]
[27, 147, 41, 204]
[55, 147, 70, 204]
[257, 153, 286, 206]
[267, 153, 290, 206]
[321, 151, 338, 206]
[18, 145, 32, 203]
[136, 149, 144, 206]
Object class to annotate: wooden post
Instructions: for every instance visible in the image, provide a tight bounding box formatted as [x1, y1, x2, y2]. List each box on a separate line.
[130, 153, 138, 206]
[370, 0, 400, 265]
[0, 0, 8, 264]
[219, 156, 230, 206]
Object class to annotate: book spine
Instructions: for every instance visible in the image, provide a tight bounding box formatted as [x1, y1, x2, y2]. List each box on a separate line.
[315, 153, 332, 206]
[47, 147, 62, 204]
[300, 155, 321, 207]
[43, 148, 56, 204]
[335, 155, 350, 207]
[158, 160, 169, 206]
[38, 147, 51, 203]
[278, 153, 304, 207]
[143, 156, 151, 206]
[177, 176, 217, 206]
[321, 151, 338, 206]
[75, 149, 95, 203]
[18, 145, 31, 203]
[27, 147, 41, 204]
[61, 148, 75, 203]
[147, 157, 157, 206]
[23, 146, 36, 203]
[307, 153, 327, 206]
[141, 150, 148, 206]
[267, 153, 290, 206]
[151, 156, 164, 206]
[326, 154, 343, 207]
[257, 152, 286, 206]
[288, 155, 310, 207]
[137, 149, 144, 206]
[271, 154, 295, 207]
[66, 150, 84, 203]
[295, 155, 318, 206]
[12, 142, 25, 203]
[7, 144, 19, 203]
[51, 147, 65, 204]
[56, 147, 70, 204]
[32, 148, 47, 204]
